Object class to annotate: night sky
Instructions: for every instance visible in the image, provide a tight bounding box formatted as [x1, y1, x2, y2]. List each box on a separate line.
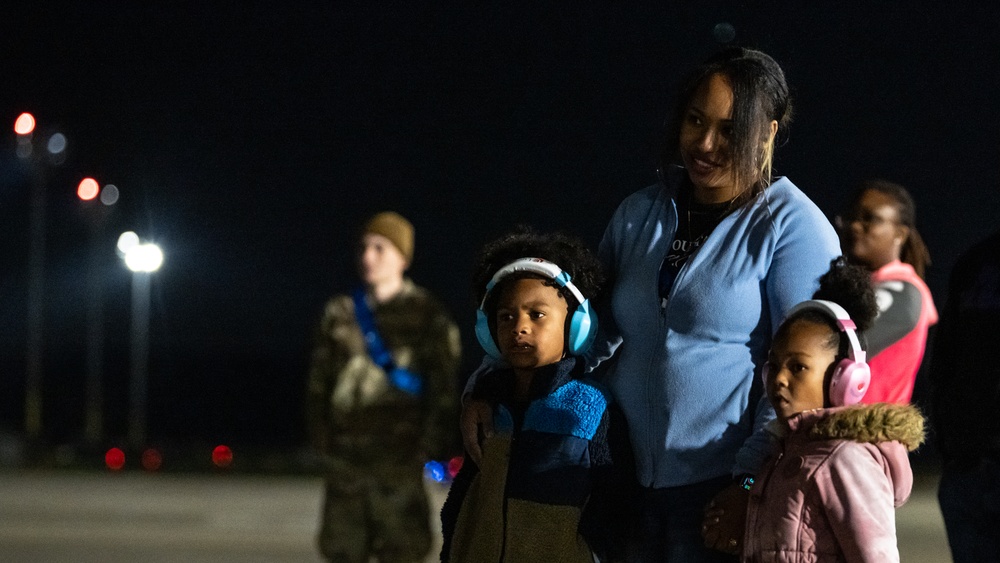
[3, 2, 999, 449]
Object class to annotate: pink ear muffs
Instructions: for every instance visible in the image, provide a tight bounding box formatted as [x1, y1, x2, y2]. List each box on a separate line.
[765, 299, 870, 407]
[827, 344, 871, 407]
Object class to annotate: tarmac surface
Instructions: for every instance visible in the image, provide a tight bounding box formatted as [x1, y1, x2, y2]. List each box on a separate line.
[0, 468, 952, 562]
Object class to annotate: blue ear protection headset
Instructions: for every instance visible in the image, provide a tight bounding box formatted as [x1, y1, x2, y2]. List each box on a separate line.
[475, 257, 598, 359]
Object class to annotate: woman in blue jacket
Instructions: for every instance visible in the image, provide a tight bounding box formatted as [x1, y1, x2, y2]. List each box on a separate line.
[462, 47, 840, 562]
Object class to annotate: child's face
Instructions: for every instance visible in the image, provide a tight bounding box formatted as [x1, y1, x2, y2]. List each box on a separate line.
[765, 318, 838, 424]
[494, 278, 569, 372]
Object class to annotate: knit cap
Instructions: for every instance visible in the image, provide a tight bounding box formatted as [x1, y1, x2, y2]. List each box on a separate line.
[363, 211, 414, 262]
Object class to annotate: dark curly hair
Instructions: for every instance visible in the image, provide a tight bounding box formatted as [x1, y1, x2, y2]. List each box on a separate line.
[779, 257, 878, 359]
[472, 226, 604, 320]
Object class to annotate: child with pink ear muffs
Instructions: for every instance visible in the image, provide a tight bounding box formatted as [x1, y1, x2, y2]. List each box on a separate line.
[731, 258, 925, 562]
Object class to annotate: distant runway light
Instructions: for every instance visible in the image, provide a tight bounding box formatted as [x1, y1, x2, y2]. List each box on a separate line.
[47, 133, 67, 154]
[105, 447, 126, 471]
[14, 112, 35, 135]
[424, 460, 446, 483]
[713, 22, 736, 44]
[124, 243, 164, 273]
[141, 448, 163, 471]
[77, 177, 100, 201]
[101, 184, 120, 206]
[117, 231, 140, 255]
[447, 455, 464, 479]
[212, 445, 233, 468]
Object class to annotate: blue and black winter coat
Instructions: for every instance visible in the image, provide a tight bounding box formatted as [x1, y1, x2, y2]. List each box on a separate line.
[440, 358, 633, 562]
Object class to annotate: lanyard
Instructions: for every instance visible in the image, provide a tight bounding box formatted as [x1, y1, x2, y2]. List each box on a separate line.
[352, 288, 423, 395]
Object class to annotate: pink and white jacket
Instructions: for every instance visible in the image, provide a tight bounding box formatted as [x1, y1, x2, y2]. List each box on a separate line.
[743, 403, 925, 562]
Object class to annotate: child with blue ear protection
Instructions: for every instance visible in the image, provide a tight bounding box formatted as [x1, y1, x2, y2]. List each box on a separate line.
[733, 258, 925, 562]
[440, 227, 634, 563]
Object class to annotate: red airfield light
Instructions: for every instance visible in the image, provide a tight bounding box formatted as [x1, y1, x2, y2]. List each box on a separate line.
[212, 445, 233, 468]
[77, 177, 100, 200]
[141, 448, 163, 471]
[14, 112, 35, 135]
[447, 455, 464, 479]
[105, 447, 126, 471]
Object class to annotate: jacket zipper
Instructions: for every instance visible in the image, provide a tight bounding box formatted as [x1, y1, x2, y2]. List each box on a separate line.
[498, 413, 519, 561]
[650, 198, 688, 482]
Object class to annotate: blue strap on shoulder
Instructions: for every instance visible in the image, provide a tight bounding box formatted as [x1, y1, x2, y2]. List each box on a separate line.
[352, 288, 423, 396]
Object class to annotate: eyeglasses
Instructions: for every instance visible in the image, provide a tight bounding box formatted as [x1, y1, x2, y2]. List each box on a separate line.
[834, 212, 898, 230]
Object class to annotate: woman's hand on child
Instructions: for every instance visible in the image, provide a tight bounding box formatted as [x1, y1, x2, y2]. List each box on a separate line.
[701, 482, 749, 555]
[460, 398, 494, 465]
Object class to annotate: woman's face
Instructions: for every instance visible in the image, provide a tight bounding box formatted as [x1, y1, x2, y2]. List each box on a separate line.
[766, 319, 838, 424]
[679, 73, 737, 203]
[838, 189, 907, 271]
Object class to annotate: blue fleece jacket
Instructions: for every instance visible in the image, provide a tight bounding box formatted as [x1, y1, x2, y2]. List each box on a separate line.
[588, 172, 840, 488]
[443, 359, 632, 562]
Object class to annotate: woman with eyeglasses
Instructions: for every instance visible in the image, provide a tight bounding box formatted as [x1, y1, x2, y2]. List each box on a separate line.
[837, 179, 938, 404]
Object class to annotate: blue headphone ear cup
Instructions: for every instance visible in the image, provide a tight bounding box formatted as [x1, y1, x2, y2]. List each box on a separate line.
[566, 299, 598, 356]
[475, 309, 502, 359]
[828, 359, 871, 407]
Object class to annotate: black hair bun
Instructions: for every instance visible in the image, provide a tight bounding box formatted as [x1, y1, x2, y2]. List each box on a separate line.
[812, 257, 878, 332]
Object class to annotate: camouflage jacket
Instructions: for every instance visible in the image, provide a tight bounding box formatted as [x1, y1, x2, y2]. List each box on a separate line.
[306, 279, 461, 466]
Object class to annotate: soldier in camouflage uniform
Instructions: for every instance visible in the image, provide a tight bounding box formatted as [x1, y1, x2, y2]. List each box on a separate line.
[306, 211, 461, 563]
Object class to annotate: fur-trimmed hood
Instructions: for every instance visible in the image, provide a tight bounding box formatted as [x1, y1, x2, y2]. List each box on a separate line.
[798, 402, 926, 452]
[781, 402, 925, 510]
[744, 403, 924, 561]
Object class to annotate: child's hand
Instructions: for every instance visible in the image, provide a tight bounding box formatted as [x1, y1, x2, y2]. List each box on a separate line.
[701, 483, 749, 555]
[460, 399, 494, 465]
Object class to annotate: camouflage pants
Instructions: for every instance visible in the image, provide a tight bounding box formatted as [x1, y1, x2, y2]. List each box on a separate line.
[317, 465, 432, 563]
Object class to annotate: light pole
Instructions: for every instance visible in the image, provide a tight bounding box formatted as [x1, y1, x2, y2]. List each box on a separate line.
[16, 113, 45, 441]
[118, 233, 163, 449]
[80, 179, 118, 445]
[14, 112, 65, 442]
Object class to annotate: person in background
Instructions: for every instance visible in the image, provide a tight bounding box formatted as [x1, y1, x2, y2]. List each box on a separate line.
[836, 179, 937, 403]
[306, 211, 461, 563]
[441, 227, 632, 563]
[462, 47, 841, 561]
[740, 258, 924, 562]
[929, 229, 1000, 563]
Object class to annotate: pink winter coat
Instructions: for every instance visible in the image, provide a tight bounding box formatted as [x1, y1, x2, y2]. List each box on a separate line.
[742, 403, 925, 563]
